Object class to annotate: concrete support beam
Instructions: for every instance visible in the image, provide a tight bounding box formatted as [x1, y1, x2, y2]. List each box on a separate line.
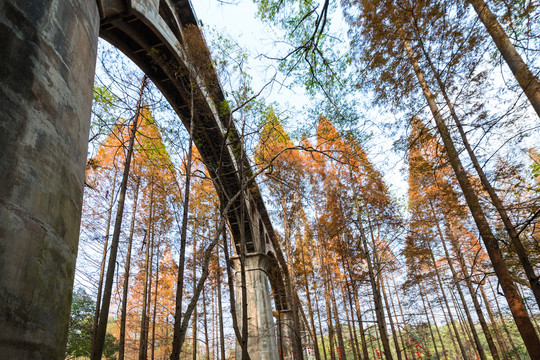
[233, 253, 279, 360]
[0, 0, 99, 358]
[277, 310, 299, 360]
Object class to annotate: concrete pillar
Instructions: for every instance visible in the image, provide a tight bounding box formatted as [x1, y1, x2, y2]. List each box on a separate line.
[278, 310, 297, 360]
[233, 253, 279, 360]
[0, 1, 99, 358]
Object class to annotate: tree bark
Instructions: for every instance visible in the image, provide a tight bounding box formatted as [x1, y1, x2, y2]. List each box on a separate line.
[434, 208, 487, 360]
[119, 176, 140, 360]
[91, 169, 117, 354]
[467, 0, 540, 118]
[139, 198, 155, 360]
[151, 247, 161, 360]
[217, 234, 227, 360]
[170, 87, 195, 360]
[425, 237, 467, 360]
[379, 273, 402, 360]
[479, 283, 510, 358]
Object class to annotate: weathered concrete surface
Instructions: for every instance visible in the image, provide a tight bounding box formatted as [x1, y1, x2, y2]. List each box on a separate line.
[0, 0, 99, 358]
[233, 254, 279, 360]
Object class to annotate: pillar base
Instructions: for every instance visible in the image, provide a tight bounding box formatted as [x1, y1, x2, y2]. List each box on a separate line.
[232, 253, 279, 360]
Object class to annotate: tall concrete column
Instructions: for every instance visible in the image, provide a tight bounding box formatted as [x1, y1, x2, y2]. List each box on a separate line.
[0, 1, 99, 358]
[233, 253, 279, 360]
[278, 310, 299, 360]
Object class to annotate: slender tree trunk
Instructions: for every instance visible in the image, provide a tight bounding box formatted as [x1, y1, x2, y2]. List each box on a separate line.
[436, 289, 460, 359]
[330, 272, 347, 360]
[450, 233, 500, 360]
[217, 235, 227, 360]
[91, 75, 148, 360]
[170, 87, 195, 360]
[433, 208, 487, 360]
[192, 234, 198, 360]
[387, 278, 408, 360]
[302, 239, 322, 360]
[363, 213, 394, 360]
[361, 228, 393, 360]
[92, 169, 117, 352]
[221, 219, 250, 360]
[489, 279, 517, 351]
[417, 279, 440, 358]
[139, 182, 154, 360]
[425, 237, 467, 360]
[352, 282, 370, 360]
[342, 296, 358, 360]
[119, 176, 140, 360]
[399, 28, 540, 356]
[322, 264, 337, 360]
[342, 279, 360, 360]
[379, 273, 402, 360]
[280, 187, 304, 360]
[203, 287, 211, 360]
[468, 0, 540, 118]
[151, 247, 161, 360]
[314, 279, 328, 360]
[426, 288, 446, 358]
[390, 272, 415, 360]
[451, 281, 477, 358]
[479, 284, 509, 358]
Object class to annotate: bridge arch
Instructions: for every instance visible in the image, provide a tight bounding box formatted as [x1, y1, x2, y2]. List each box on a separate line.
[0, 0, 295, 359]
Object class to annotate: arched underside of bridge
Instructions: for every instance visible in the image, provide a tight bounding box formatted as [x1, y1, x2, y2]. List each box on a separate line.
[0, 0, 300, 359]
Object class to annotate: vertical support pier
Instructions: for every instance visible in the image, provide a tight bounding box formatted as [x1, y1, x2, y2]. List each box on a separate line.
[233, 253, 279, 360]
[0, 0, 99, 358]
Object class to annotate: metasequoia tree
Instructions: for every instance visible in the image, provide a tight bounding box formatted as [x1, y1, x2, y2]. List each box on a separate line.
[340, 1, 540, 356]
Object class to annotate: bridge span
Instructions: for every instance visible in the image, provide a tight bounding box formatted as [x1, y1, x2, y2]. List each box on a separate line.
[0, 0, 308, 359]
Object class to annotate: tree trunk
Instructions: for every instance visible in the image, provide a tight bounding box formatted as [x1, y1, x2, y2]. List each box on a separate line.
[217, 235, 227, 360]
[425, 237, 467, 359]
[280, 187, 304, 360]
[418, 279, 440, 358]
[192, 234, 198, 360]
[203, 287, 211, 360]
[91, 75, 148, 360]
[222, 219, 250, 360]
[387, 277, 408, 360]
[341, 279, 360, 360]
[468, 0, 540, 118]
[489, 279, 517, 351]
[139, 182, 154, 360]
[151, 247, 161, 360]
[119, 176, 140, 360]
[449, 233, 500, 360]
[91, 169, 117, 353]
[390, 272, 416, 360]
[399, 29, 540, 357]
[170, 87, 195, 360]
[349, 273, 370, 360]
[302, 239, 322, 360]
[479, 283, 510, 358]
[434, 209, 487, 360]
[314, 278, 328, 360]
[358, 220, 393, 360]
[330, 274, 347, 360]
[379, 273, 402, 360]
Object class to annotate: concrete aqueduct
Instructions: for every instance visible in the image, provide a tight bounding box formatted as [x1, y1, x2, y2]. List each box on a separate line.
[0, 0, 308, 358]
